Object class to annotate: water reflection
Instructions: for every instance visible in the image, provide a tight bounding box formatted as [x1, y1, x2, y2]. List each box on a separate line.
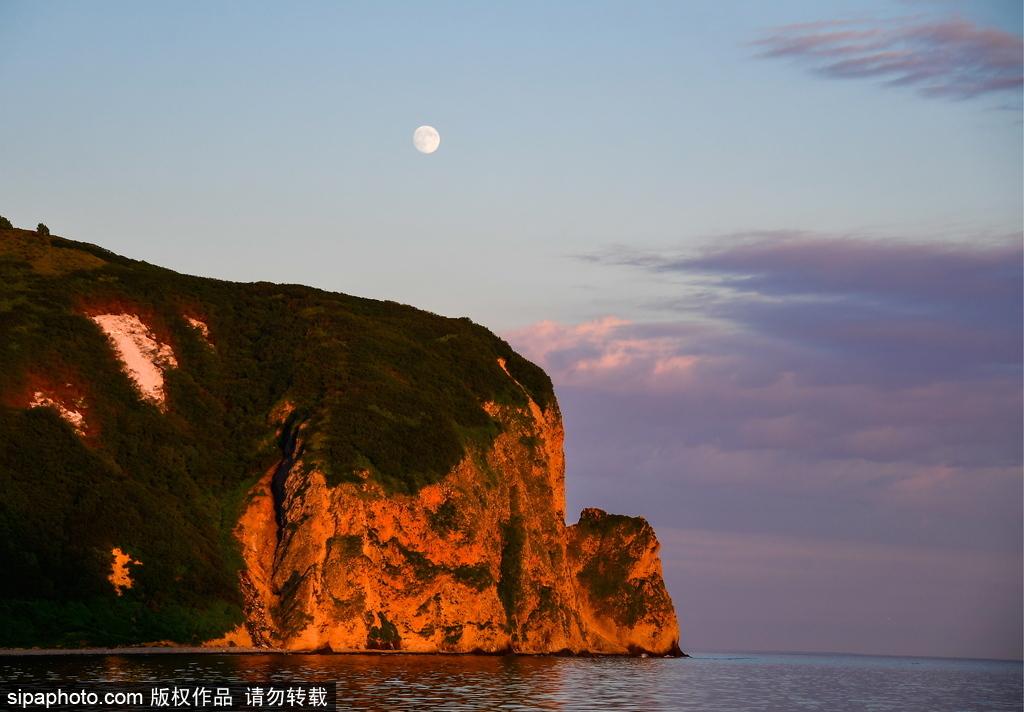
[0, 652, 1021, 711]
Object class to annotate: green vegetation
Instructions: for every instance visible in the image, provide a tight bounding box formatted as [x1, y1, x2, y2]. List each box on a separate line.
[392, 541, 439, 581]
[575, 510, 648, 538]
[0, 216, 12, 229]
[36, 223, 49, 236]
[574, 512, 652, 628]
[0, 598, 242, 648]
[497, 515, 526, 625]
[388, 539, 493, 592]
[427, 499, 460, 534]
[441, 623, 464, 647]
[366, 611, 400, 650]
[0, 225, 555, 646]
[330, 592, 365, 620]
[577, 549, 648, 628]
[452, 564, 493, 591]
[536, 585, 558, 616]
[327, 534, 364, 559]
[518, 434, 541, 456]
[271, 570, 313, 637]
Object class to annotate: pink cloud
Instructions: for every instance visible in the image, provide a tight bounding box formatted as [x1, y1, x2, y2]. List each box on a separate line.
[507, 317, 705, 386]
[753, 16, 1023, 101]
[510, 311, 1020, 471]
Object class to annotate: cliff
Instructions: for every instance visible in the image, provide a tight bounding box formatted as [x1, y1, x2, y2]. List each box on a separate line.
[0, 224, 680, 654]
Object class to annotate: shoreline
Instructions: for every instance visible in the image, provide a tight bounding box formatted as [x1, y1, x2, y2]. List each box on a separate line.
[0, 647, 687, 658]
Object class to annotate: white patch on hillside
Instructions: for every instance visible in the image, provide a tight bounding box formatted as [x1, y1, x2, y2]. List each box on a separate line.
[497, 357, 512, 377]
[30, 391, 86, 434]
[90, 313, 177, 407]
[108, 547, 141, 596]
[497, 357, 533, 400]
[185, 316, 212, 345]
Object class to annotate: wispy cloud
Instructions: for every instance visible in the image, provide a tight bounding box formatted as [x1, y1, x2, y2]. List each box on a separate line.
[600, 232, 1024, 381]
[558, 231, 1023, 385]
[752, 17, 1023, 101]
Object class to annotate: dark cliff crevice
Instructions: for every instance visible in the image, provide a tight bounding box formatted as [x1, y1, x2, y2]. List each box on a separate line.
[498, 488, 526, 636]
[271, 411, 306, 542]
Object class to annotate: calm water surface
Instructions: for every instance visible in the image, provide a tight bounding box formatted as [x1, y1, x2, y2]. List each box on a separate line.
[0, 651, 1020, 711]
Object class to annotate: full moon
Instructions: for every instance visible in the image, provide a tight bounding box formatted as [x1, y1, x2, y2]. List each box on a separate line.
[413, 125, 441, 154]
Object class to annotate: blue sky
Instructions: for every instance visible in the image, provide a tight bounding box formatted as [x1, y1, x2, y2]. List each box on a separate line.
[1, 1, 1019, 326]
[1, 0, 1021, 659]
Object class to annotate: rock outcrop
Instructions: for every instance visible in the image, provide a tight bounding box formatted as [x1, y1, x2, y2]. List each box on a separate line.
[568, 509, 682, 655]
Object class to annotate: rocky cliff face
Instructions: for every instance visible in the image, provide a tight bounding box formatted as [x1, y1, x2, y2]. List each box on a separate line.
[225, 376, 680, 655]
[0, 225, 680, 654]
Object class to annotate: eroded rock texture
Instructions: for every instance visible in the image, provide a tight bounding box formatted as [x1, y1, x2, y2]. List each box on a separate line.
[228, 393, 681, 655]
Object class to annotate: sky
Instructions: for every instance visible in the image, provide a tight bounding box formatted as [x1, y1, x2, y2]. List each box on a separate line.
[1, 0, 1021, 660]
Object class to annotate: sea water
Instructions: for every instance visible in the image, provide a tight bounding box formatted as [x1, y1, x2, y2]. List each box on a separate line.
[0, 651, 1020, 711]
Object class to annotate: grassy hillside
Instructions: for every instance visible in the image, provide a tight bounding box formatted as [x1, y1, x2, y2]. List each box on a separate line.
[0, 223, 553, 647]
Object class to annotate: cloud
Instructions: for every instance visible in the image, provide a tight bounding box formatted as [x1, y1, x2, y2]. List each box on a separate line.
[752, 16, 1023, 101]
[511, 316, 1020, 472]
[507, 316, 707, 385]
[583, 232, 1023, 385]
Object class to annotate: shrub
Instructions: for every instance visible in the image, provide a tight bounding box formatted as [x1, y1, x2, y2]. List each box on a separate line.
[497, 516, 525, 623]
[0, 216, 12, 229]
[36, 223, 50, 236]
[452, 564, 493, 591]
[366, 612, 400, 650]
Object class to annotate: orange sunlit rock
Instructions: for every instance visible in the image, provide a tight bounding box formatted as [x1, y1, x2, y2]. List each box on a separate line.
[108, 547, 141, 596]
[223, 369, 681, 655]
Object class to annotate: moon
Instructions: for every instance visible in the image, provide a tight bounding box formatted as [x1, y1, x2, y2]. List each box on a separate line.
[413, 125, 441, 154]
